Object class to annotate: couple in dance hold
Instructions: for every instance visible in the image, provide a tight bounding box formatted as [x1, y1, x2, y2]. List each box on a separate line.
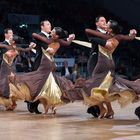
[0, 18, 140, 119]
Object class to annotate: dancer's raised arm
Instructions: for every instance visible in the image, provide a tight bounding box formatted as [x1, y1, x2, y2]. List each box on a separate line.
[58, 34, 75, 46]
[115, 29, 137, 41]
[16, 42, 36, 52]
[32, 32, 75, 47]
[85, 29, 111, 40]
[32, 33, 53, 44]
[0, 43, 12, 49]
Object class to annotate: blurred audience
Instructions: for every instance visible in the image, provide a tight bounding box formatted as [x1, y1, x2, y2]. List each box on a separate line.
[0, 0, 139, 80]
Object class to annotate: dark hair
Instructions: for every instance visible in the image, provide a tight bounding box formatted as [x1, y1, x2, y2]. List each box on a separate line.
[135, 106, 140, 120]
[108, 20, 122, 34]
[54, 27, 68, 39]
[95, 15, 105, 23]
[40, 20, 49, 26]
[4, 28, 12, 34]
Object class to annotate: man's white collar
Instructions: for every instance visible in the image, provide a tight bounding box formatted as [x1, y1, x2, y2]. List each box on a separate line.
[97, 28, 106, 34]
[5, 39, 11, 45]
[41, 31, 50, 38]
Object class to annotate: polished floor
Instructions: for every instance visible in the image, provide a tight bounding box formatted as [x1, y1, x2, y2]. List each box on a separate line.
[0, 101, 140, 140]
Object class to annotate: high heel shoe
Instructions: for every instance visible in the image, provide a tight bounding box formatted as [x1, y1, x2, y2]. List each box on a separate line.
[98, 108, 107, 119]
[105, 112, 114, 119]
[6, 102, 17, 111]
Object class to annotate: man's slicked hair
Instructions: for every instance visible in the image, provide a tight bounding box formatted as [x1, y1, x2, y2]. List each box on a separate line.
[95, 15, 104, 23]
[4, 28, 12, 34]
[40, 20, 49, 27]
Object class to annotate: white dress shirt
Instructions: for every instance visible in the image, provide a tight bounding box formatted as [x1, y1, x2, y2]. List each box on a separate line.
[97, 28, 106, 34]
[5, 39, 11, 45]
[41, 31, 50, 38]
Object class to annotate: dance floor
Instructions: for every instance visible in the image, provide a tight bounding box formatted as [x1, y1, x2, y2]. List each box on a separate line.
[0, 101, 140, 140]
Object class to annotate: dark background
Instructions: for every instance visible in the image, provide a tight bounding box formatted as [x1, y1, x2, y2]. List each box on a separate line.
[0, 0, 140, 79]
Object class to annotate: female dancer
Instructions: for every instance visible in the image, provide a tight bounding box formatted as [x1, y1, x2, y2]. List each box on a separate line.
[0, 40, 36, 110]
[9, 27, 75, 114]
[85, 20, 140, 118]
[64, 20, 139, 119]
[83, 20, 139, 118]
[0, 44, 12, 65]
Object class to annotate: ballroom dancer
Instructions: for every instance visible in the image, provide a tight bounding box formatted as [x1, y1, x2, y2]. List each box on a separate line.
[85, 20, 139, 118]
[87, 15, 107, 76]
[0, 28, 14, 65]
[33, 20, 52, 70]
[87, 15, 107, 118]
[0, 37, 36, 110]
[64, 20, 139, 119]
[9, 27, 75, 114]
[26, 20, 74, 114]
[26, 20, 52, 114]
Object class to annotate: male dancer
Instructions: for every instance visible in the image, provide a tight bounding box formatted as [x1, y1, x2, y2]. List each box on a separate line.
[0, 28, 13, 99]
[27, 21, 75, 114]
[26, 20, 52, 114]
[0, 28, 13, 65]
[86, 16, 107, 118]
[33, 20, 52, 70]
[87, 15, 107, 76]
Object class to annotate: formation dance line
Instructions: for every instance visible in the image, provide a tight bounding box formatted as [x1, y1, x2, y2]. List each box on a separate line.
[0, 17, 140, 120]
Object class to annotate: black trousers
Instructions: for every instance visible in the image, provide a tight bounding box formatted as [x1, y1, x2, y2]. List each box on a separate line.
[87, 52, 98, 77]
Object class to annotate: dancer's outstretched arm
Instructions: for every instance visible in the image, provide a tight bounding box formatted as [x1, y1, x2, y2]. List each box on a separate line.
[0, 43, 12, 49]
[32, 32, 75, 47]
[16, 42, 36, 52]
[85, 29, 111, 40]
[90, 37, 119, 51]
[32, 33, 53, 44]
[86, 28, 137, 42]
[115, 34, 136, 42]
[115, 29, 137, 41]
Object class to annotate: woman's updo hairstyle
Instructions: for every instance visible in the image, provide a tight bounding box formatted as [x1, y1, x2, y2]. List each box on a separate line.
[54, 27, 68, 39]
[108, 20, 122, 34]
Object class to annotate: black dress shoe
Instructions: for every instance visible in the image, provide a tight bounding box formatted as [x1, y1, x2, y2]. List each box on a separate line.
[87, 105, 100, 118]
[34, 108, 42, 114]
[24, 101, 34, 113]
[34, 100, 42, 114]
[135, 106, 140, 120]
[25, 100, 42, 114]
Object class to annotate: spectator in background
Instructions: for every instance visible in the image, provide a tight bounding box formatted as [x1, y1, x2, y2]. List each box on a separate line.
[77, 51, 88, 78]
[61, 60, 72, 79]
[116, 62, 128, 79]
[71, 63, 79, 83]
[15, 52, 34, 72]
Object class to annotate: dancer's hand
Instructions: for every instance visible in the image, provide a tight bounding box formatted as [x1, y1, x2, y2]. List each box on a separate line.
[29, 42, 36, 48]
[67, 34, 75, 41]
[46, 47, 55, 55]
[129, 29, 137, 36]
